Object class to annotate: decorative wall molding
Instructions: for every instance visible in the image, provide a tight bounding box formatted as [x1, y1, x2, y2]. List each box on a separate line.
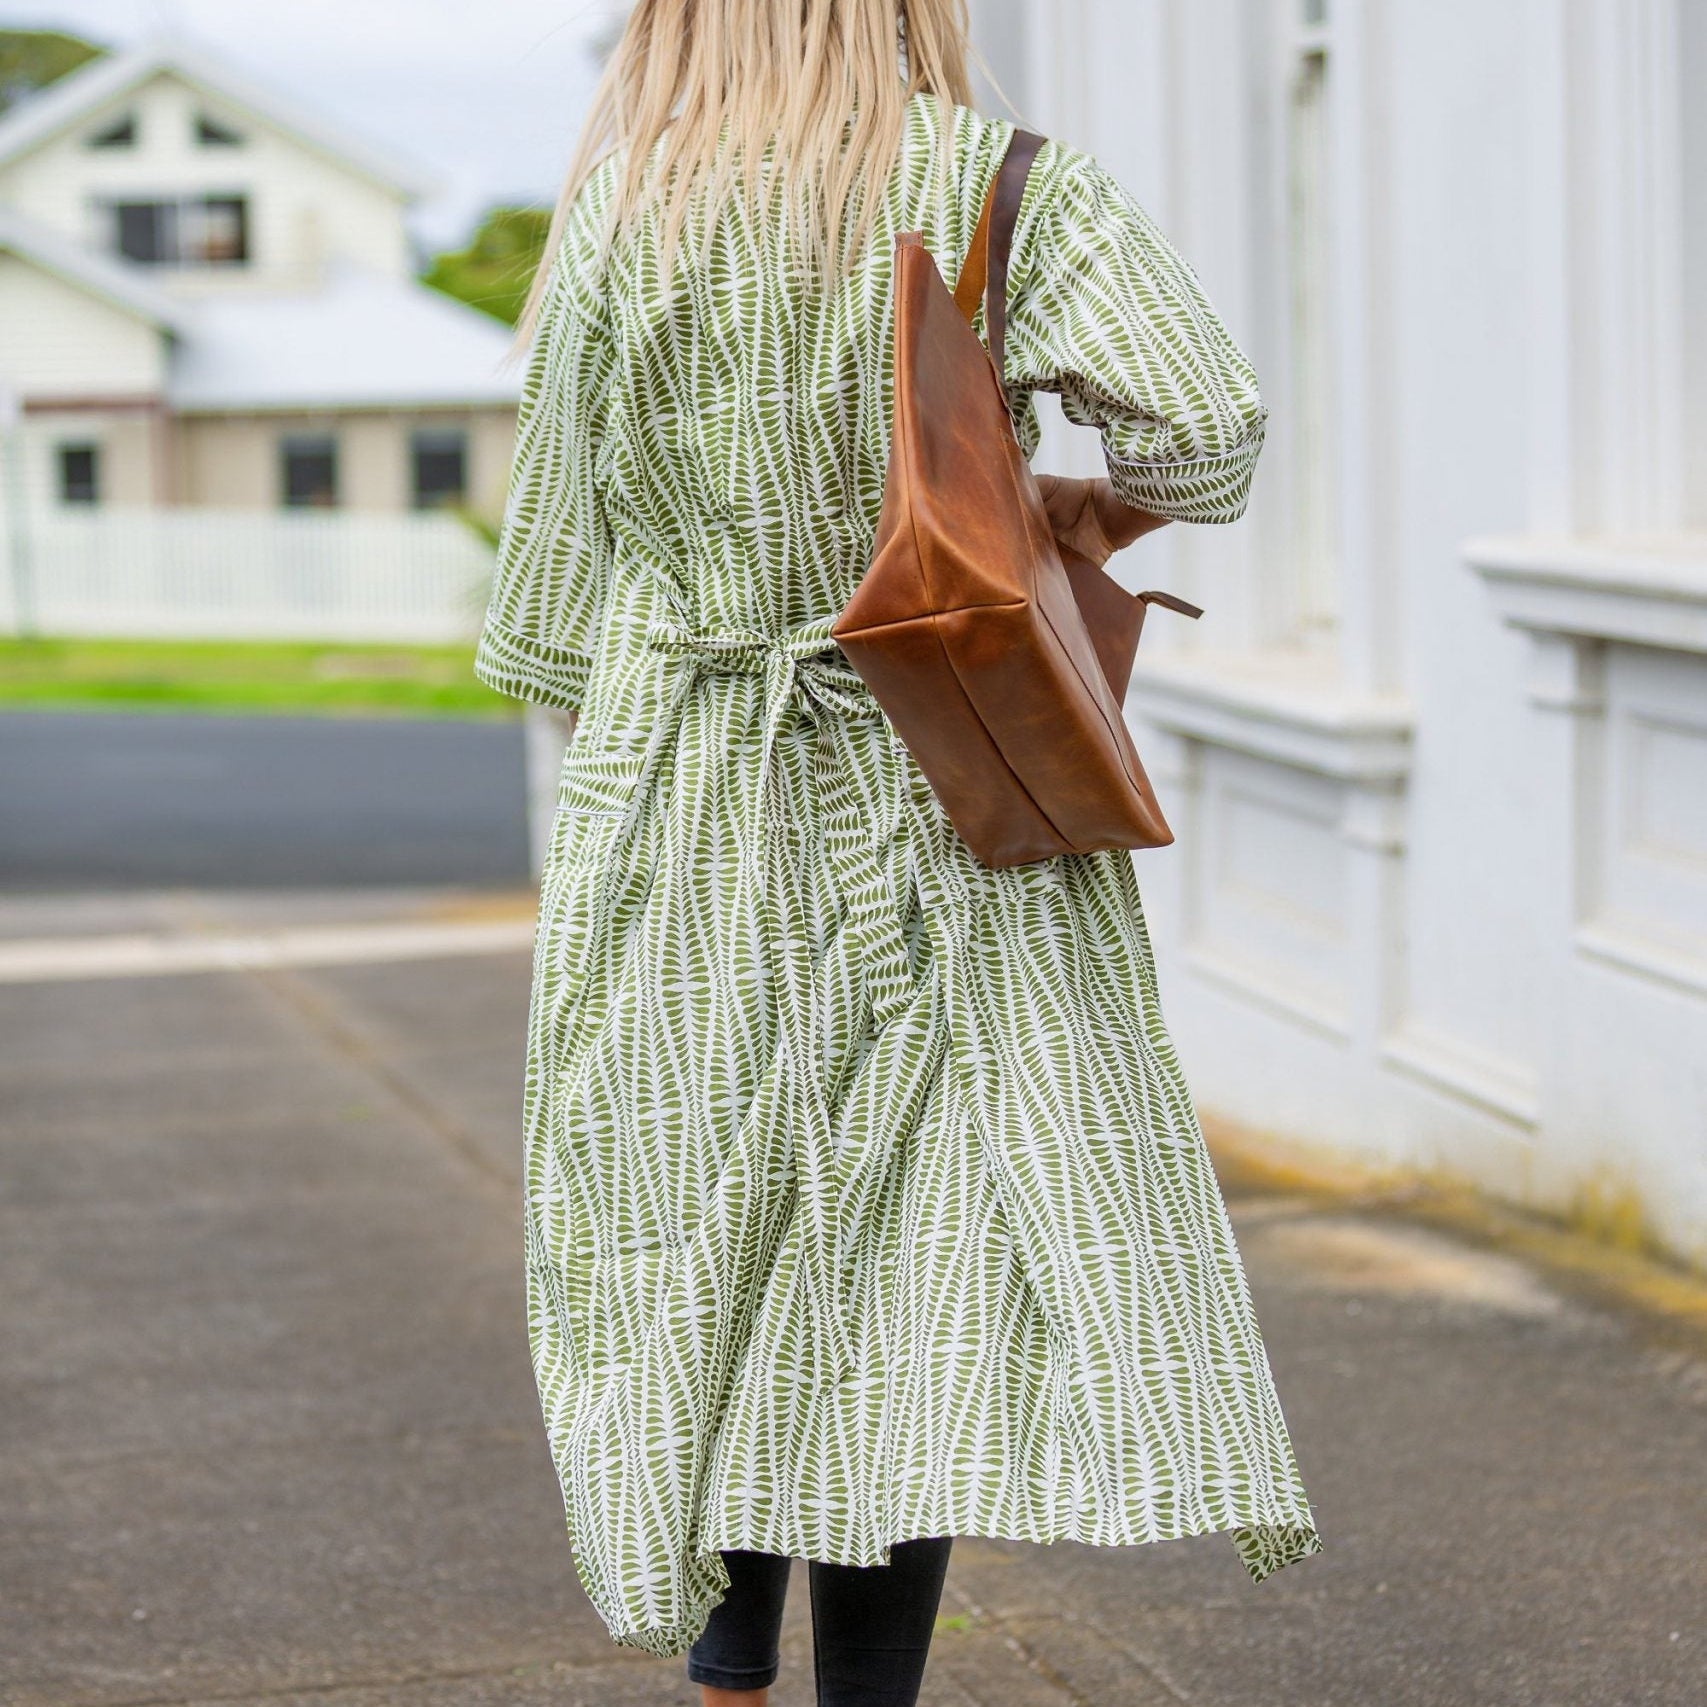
[1467, 533, 1707, 655]
[1127, 651, 1414, 785]
[1577, 919, 1707, 1002]
[1468, 544, 1707, 1003]
[1182, 748, 1355, 1036]
[1379, 1024, 1542, 1131]
[1183, 944, 1353, 1043]
[1575, 645, 1707, 999]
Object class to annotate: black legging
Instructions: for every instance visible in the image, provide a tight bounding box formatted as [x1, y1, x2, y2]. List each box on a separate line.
[685, 1537, 955, 1704]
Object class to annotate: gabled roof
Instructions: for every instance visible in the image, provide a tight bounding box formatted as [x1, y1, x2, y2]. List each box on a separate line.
[0, 30, 437, 201]
[0, 202, 192, 333]
[167, 260, 523, 413]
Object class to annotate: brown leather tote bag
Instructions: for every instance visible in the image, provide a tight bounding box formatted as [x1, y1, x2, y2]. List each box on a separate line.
[831, 129, 1202, 868]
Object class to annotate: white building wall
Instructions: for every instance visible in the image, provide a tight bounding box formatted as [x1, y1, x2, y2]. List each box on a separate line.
[172, 405, 518, 513]
[4, 408, 162, 509]
[978, 0, 1707, 1265]
[0, 254, 167, 398]
[0, 69, 412, 293]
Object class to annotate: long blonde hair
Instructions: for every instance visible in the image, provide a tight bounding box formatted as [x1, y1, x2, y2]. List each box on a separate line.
[509, 0, 981, 357]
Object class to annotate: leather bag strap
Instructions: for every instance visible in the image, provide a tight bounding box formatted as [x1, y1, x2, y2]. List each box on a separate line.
[951, 127, 1048, 389]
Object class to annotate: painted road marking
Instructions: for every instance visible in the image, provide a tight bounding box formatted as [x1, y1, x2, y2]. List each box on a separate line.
[0, 916, 537, 984]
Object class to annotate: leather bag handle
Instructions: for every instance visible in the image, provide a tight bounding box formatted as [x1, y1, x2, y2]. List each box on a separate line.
[952, 128, 1048, 394]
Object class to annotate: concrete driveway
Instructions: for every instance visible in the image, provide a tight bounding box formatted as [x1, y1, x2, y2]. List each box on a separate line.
[1, 887, 1703, 1706]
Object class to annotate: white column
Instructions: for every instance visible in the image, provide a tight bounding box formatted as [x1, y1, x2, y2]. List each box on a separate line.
[1564, 0, 1686, 532]
[967, 0, 1035, 117]
[1323, 0, 1399, 694]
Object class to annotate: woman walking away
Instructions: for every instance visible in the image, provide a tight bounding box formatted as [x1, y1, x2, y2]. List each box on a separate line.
[476, 1, 1323, 1699]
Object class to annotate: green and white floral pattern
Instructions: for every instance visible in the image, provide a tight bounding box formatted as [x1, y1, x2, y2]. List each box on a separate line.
[476, 91, 1320, 1659]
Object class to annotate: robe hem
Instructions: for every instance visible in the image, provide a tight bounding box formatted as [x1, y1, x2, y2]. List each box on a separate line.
[590, 1508, 1323, 1660]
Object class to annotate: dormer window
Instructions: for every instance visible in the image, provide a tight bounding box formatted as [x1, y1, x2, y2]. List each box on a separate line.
[196, 112, 245, 148]
[108, 194, 250, 266]
[87, 113, 137, 149]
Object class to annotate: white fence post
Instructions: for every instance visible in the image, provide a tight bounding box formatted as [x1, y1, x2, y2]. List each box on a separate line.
[0, 384, 35, 638]
[523, 704, 578, 878]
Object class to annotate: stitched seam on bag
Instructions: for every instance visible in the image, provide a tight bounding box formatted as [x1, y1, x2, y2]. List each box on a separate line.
[840, 598, 1029, 639]
[920, 606, 1072, 848]
[1030, 595, 1146, 797]
[886, 214, 1066, 851]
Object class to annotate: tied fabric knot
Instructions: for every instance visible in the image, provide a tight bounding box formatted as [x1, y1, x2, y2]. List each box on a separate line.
[596, 615, 921, 1379]
[640, 616, 914, 1032]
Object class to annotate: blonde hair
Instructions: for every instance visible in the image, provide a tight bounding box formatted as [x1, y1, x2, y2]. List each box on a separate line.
[509, 0, 981, 357]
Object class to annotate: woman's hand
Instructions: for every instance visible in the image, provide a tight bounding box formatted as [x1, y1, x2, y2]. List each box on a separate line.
[1034, 475, 1172, 566]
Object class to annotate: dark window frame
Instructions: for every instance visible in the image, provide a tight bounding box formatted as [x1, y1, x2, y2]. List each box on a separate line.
[195, 195, 250, 265]
[114, 199, 174, 265]
[87, 112, 137, 149]
[195, 112, 245, 148]
[410, 426, 470, 511]
[108, 193, 250, 267]
[57, 442, 101, 507]
[280, 433, 340, 510]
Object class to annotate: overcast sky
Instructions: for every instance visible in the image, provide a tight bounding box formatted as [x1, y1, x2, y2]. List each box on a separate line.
[0, 0, 623, 250]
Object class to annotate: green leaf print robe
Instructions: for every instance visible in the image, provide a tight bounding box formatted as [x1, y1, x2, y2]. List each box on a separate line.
[475, 92, 1322, 1657]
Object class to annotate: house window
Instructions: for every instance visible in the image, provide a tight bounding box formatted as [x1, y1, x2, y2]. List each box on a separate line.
[411, 428, 468, 509]
[193, 197, 249, 264]
[58, 443, 101, 506]
[87, 112, 136, 148]
[1284, 0, 1339, 641]
[281, 435, 339, 508]
[110, 195, 250, 266]
[115, 201, 172, 263]
[196, 112, 245, 147]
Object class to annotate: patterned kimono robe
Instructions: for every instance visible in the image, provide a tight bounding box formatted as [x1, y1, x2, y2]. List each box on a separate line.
[475, 91, 1322, 1658]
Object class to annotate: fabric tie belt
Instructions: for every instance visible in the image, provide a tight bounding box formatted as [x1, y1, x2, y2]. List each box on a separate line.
[579, 614, 919, 1379]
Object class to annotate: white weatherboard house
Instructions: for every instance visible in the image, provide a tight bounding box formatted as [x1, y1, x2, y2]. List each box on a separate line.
[0, 33, 519, 639]
[970, 0, 1707, 1266]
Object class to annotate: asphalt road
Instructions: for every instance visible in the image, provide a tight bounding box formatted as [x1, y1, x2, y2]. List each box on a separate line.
[1, 889, 1704, 1707]
[0, 711, 531, 888]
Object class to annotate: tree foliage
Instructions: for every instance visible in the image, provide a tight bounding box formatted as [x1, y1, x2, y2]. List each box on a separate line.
[419, 205, 553, 328]
[0, 29, 105, 118]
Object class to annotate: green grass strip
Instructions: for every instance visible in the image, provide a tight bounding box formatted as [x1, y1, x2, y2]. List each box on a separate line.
[0, 635, 520, 720]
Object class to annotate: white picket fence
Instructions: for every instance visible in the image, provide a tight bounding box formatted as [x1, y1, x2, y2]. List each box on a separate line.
[0, 503, 496, 644]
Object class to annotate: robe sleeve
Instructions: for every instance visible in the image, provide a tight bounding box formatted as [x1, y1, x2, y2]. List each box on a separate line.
[1000, 143, 1268, 525]
[473, 190, 619, 712]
